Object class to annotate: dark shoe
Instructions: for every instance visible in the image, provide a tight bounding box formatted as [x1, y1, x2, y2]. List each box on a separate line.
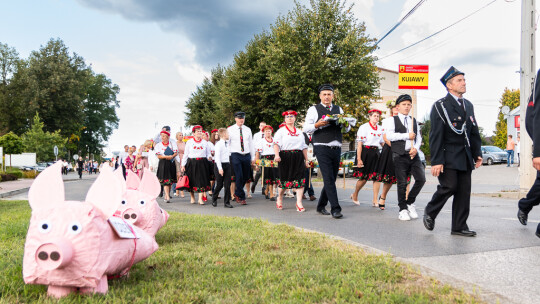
[159, 191, 163, 198]
[239, 200, 247, 205]
[423, 215, 435, 231]
[265, 194, 270, 199]
[270, 197, 276, 201]
[233, 194, 240, 202]
[251, 184, 256, 193]
[212, 200, 217, 207]
[518, 209, 528, 225]
[317, 209, 331, 215]
[302, 195, 307, 199]
[536, 224, 540, 238]
[331, 211, 343, 219]
[224, 203, 233, 208]
[451, 229, 477, 237]
[309, 195, 316, 201]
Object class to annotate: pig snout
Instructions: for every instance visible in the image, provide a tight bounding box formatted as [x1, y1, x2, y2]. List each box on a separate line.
[121, 208, 140, 224]
[35, 238, 74, 270]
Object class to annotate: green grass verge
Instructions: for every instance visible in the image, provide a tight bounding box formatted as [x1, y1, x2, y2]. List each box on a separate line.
[0, 200, 481, 303]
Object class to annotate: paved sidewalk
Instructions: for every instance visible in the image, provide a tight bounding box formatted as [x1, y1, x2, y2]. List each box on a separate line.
[0, 172, 98, 198]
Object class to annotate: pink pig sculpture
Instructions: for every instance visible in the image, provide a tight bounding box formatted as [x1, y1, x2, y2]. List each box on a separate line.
[23, 162, 159, 298]
[114, 168, 169, 237]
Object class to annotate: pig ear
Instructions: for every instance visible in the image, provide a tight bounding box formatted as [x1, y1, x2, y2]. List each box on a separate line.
[126, 170, 140, 190]
[28, 161, 65, 210]
[114, 168, 127, 194]
[139, 168, 161, 199]
[85, 166, 122, 219]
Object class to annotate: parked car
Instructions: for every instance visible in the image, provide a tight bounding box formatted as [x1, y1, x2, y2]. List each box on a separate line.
[481, 146, 507, 165]
[339, 151, 357, 177]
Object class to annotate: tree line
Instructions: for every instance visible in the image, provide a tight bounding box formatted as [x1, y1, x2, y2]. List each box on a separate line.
[185, 0, 380, 143]
[0, 38, 120, 161]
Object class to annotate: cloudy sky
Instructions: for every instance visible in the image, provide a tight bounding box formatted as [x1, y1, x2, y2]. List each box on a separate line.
[0, 0, 530, 153]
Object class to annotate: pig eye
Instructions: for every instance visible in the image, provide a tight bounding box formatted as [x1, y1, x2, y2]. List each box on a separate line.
[38, 220, 52, 234]
[139, 200, 146, 206]
[67, 221, 83, 235]
[121, 200, 127, 205]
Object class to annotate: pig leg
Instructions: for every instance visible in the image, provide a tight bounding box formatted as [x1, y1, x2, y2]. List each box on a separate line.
[79, 275, 108, 295]
[47, 285, 77, 298]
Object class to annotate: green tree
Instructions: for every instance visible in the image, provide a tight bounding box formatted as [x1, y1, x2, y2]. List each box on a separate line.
[420, 118, 431, 162]
[22, 113, 67, 161]
[493, 88, 520, 149]
[0, 42, 27, 135]
[78, 73, 120, 156]
[185, 66, 227, 129]
[264, 0, 378, 140]
[0, 132, 24, 154]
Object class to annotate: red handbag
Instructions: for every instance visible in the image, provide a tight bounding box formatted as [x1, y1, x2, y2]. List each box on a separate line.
[176, 176, 189, 190]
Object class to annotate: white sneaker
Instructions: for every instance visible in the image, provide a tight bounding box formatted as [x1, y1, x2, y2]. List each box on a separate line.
[399, 210, 411, 221]
[407, 204, 418, 219]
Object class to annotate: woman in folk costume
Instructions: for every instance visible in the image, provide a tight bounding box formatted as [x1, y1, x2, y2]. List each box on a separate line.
[274, 110, 309, 212]
[255, 125, 278, 201]
[181, 125, 213, 204]
[351, 109, 384, 207]
[174, 132, 186, 198]
[155, 130, 178, 203]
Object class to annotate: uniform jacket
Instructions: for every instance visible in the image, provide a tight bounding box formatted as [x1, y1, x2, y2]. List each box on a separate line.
[526, 68, 540, 158]
[430, 93, 482, 171]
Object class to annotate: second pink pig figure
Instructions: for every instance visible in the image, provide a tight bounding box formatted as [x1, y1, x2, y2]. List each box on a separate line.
[23, 162, 159, 298]
[115, 168, 169, 238]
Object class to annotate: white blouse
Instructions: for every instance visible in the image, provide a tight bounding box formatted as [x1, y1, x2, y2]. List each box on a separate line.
[256, 137, 276, 156]
[181, 138, 212, 166]
[154, 141, 178, 155]
[207, 141, 215, 155]
[356, 122, 383, 147]
[274, 126, 308, 151]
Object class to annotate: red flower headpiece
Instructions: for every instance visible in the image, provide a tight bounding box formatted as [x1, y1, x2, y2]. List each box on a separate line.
[160, 130, 170, 137]
[282, 110, 298, 117]
[192, 125, 203, 132]
[262, 125, 274, 132]
[368, 109, 382, 115]
[211, 129, 218, 133]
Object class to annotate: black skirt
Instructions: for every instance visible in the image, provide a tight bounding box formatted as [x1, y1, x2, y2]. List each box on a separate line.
[208, 160, 215, 181]
[277, 150, 305, 189]
[353, 145, 379, 181]
[157, 158, 176, 186]
[373, 144, 397, 184]
[185, 158, 211, 193]
[261, 155, 278, 185]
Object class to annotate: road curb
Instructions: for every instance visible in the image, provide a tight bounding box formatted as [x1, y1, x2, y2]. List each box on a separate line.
[0, 177, 92, 198]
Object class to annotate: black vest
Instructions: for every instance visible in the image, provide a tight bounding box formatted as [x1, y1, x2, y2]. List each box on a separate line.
[312, 104, 343, 144]
[391, 116, 417, 155]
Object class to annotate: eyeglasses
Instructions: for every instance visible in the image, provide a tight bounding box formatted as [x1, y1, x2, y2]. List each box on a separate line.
[285, 115, 295, 118]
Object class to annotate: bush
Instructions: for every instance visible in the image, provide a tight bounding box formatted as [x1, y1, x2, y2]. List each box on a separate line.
[0, 175, 2, 182]
[0, 174, 18, 182]
[5, 170, 23, 179]
[22, 170, 39, 179]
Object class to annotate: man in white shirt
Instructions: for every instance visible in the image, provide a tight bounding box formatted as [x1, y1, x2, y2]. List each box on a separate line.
[303, 84, 351, 219]
[212, 128, 233, 208]
[118, 145, 129, 178]
[383, 94, 425, 221]
[251, 121, 267, 194]
[227, 111, 255, 205]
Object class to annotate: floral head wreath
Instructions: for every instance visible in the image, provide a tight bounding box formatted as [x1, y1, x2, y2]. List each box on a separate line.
[386, 100, 396, 109]
[262, 125, 274, 132]
[368, 109, 382, 115]
[282, 110, 298, 117]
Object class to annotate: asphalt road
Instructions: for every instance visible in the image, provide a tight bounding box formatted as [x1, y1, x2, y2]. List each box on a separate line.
[8, 165, 539, 304]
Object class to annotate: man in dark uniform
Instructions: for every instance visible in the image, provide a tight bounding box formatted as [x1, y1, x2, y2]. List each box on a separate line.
[517, 68, 540, 238]
[303, 84, 351, 219]
[423, 66, 483, 236]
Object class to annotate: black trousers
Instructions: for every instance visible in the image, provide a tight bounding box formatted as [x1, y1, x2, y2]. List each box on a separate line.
[213, 163, 231, 205]
[314, 145, 341, 214]
[121, 163, 126, 180]
[231, 153, 251, 200]
[425, 168, 472, 231]
[519, 170, 540, 214]
[393, 153, 426, 211]
[303, 168, 315, 196]
[77, 168, 83, 179]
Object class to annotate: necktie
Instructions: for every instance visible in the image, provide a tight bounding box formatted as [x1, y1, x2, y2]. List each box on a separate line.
[458, 98, 466, 112]
[404, 116, 409, 132]
[326, 105, 331, 111]
[239, 127, 244, 152]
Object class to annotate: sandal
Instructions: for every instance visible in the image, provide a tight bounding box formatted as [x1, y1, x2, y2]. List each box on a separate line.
[198, 200, 205, 205]
[350, 194, 360, 206]
[378, 196, 386, 210]
[276, 198, 283, 210]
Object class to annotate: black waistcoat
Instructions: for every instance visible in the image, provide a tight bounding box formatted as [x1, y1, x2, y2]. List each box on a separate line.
[312, 104, 343, 144]
[391, 116, 417, 155]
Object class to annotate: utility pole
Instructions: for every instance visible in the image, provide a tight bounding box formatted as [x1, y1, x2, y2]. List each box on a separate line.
[520, 0, 536, 192]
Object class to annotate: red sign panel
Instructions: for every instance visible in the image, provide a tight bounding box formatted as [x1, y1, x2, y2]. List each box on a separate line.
[398, 64, 429, 90]
[515, 115, 520, 129]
